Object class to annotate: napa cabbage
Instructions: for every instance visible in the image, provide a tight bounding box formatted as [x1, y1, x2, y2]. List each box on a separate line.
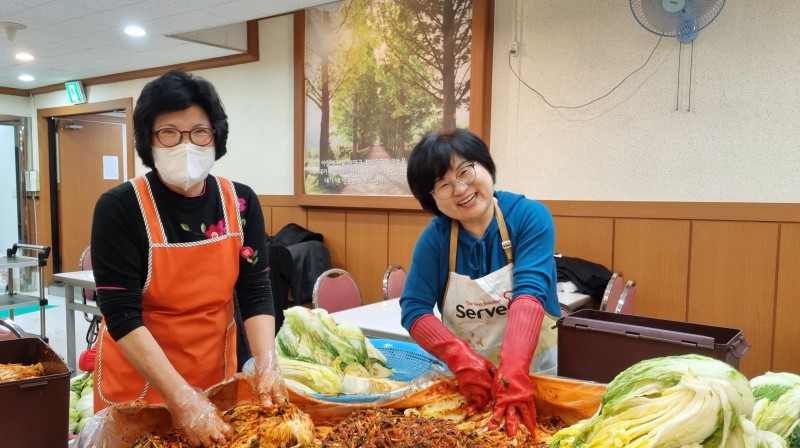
[274, 306, 397, 394]
[751, 372, 800, 447]
[549, 354, 760, 448]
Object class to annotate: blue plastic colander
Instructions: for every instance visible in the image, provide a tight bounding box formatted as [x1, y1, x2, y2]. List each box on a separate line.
[244, 338, 448, 403]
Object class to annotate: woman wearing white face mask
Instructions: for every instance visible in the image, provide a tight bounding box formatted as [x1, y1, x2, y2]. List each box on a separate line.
[88, 70, 286, 447]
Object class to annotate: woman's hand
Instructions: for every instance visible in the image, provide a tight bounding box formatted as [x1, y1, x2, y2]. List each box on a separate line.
[410, 314, 495, 413]
[487, 296, 544, 437]
[168, 384, 232, 447]
[249, 351, 288, 407]
[488, 362, 537, 436]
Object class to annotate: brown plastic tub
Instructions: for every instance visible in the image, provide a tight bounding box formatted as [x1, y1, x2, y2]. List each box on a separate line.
[75, 373, 606, 447]
[0, 337, 72, 448]
[557, 310, 750, 384]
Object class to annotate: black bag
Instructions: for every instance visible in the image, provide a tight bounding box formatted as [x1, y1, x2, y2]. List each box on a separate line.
[270, 223, 323, 247]
[555, 255, 612, 299]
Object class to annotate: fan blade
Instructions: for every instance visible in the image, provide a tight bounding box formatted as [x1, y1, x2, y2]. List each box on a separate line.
[630, 0, 725, 38]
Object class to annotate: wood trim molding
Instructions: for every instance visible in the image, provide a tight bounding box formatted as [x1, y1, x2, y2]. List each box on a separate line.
[27, 21, 260, 95]
[260, 195, 800, 222]
[293, 11, 306, 207]
[541, 200, 800, 223]
[470, 0, 493, 142]
[259, 195, 297, 207]
[0, 86, 29, 97]
[296, 194, 422, 210]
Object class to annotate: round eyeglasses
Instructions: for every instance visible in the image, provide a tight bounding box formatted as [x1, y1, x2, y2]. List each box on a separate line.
[153, 127, 215, 148]
[430, 162, 477, 200]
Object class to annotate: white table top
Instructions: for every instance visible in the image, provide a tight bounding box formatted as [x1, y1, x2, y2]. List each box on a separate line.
[329, 292, 592, 342]
[54, 270, 96, 289]
[329, 298, 431, 342]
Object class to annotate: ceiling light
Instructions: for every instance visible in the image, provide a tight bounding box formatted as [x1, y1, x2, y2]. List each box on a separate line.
[124, 26, 146, 37]
[18, 75, 34, 82]
[15, 52, 34, 61]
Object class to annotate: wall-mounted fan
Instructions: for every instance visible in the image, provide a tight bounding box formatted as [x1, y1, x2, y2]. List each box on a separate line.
[630, 0, 726, 43]
[630, 0, 726, 111]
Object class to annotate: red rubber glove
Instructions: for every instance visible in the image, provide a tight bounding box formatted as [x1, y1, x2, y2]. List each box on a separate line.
[411, 314, 495, 412]
[488, 295, 544, 437]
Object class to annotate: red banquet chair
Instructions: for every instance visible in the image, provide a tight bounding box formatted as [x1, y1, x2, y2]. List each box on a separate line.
[382, 264, 407, 301]
[312, 268, 363, 313]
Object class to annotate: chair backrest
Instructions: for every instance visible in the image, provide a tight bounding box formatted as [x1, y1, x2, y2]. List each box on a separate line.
[79, 246, 95, 302]
[599, 273, 624, 312]
[382, 264, 407, 301]
[312, 268, 363, 313]
[614, 280, 637, 314]
[0, 317, 25, 341]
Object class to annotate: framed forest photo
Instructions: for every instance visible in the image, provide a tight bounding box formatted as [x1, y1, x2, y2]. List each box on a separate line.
[294, 0, 493, 208]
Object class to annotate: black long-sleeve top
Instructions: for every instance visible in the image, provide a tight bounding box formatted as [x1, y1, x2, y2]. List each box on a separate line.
[90, 171, 273, 341]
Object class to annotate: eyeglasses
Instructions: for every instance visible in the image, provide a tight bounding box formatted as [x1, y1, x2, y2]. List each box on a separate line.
[153, 127, 215, 148]
[430, 162, 477, 199]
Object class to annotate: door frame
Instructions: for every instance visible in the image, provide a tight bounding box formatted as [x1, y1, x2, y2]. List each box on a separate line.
[35, 98, 134, 283]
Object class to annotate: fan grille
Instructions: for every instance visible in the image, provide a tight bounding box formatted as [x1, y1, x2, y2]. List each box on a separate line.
[631, 0, 726, 40]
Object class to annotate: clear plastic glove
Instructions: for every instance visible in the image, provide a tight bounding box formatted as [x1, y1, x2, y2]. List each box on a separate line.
[248, 351, 288, 406]
[168, 384, 232, 447]
[74, 407, 119, 448]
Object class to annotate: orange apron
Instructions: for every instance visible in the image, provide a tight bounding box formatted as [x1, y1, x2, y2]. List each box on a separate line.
[94, 175, 242, 410]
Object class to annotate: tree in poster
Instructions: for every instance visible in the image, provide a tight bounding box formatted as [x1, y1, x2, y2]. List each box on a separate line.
[330, 3, 384, 159]
[305, 7, 335, 186]
[303, 0, 473, 194]
[374, 0, 472, 131]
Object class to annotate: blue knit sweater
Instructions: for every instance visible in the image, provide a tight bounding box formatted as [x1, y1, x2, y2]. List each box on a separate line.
[400, 190, 559, 332]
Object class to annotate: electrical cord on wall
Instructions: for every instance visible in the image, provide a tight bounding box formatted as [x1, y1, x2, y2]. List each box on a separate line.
[508, 34, 663, 110]
[688, 41, 694, 112]
[675, 40, 695, 112]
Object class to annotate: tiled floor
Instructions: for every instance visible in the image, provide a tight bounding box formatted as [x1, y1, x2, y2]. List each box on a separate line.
[10, 289, 93, 375]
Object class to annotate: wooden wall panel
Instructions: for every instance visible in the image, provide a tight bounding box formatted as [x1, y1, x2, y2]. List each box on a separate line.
[613, 219, 690, 321]
[387, 211, 432, 271]
[214, 196, 800, 375]
[260, 205, 273, 235]
[552, 217, 613, 268]
[345, 211, 389, 304]
[270, 206, 307, 235]
[688, 222, 779, 378]
[774, 224, 800, 372]
[307, 209, 347, 269]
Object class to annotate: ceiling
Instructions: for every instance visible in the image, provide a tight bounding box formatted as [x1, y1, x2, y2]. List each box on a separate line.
[0, 0, 331, 91]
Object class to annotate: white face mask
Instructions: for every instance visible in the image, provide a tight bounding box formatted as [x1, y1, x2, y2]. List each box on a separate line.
[152, 143, 216, 192]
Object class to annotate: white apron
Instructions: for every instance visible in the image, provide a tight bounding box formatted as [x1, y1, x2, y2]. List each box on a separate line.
[441, 200, 558, 374]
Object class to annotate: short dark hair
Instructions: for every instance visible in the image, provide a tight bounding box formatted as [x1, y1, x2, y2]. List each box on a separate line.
[133, 70, 229, 168]
[407, 128, 496, 216]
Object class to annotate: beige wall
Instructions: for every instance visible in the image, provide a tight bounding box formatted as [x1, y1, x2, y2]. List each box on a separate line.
[0, 94, 33, 117]
[25, 17, 296, 195]
[2, 3, 799, 377]
[490, 0, 800, 203]
[4, 3, 799, 201]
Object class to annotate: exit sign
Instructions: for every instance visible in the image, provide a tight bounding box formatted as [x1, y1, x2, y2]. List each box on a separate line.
[65, 81, 86, 104]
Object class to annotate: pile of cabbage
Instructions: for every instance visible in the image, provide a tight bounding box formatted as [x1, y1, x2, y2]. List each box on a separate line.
[549, 354, 799, 448]
[275, 306, 403, 395]
[69, 371, 94, 435]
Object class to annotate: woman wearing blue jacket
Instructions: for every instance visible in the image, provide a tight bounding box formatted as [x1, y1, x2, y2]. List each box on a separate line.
[401, 128, 559, 438]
